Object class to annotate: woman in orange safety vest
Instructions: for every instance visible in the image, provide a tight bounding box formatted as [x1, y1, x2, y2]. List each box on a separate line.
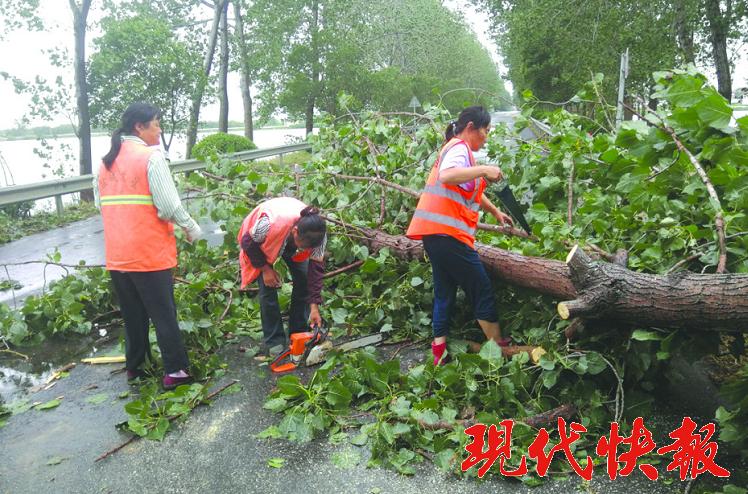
[238, 198, 327, 355]
[96, 102, 201, 389]
[407, 106, 514, 365]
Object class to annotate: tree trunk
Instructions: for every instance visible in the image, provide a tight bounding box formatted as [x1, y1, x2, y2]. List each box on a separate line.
[218, 0, 230, 133]
[673, 0, 695, 64]
[704, 0, 732, 101]
[186, 0, 227, 158]
[348, 226, 748, 332]
[69, 0, 93, 200]
[306, 0, 320, 136]
[233, 0, 254, 141]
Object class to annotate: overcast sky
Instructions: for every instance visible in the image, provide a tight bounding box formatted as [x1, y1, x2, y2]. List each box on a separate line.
[0, 2, 745, 131]
[0, 1, 503, 130]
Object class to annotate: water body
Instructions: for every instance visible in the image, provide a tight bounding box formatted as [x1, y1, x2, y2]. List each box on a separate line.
[0, 127, 308, 188]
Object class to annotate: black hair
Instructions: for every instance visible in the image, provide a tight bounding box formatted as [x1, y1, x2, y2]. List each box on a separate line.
[296, 205, 326, 248]
[444, 105, 491, 143]
[102, 102, 161, 168]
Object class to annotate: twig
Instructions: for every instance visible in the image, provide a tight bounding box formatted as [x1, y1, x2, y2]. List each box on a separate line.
[599, 355, 624, 424]
[218, 288, 234, 322]
[1, 260, 104, 269]
[94, 379, 240, 462]
[3, 265, 17, 309]
[0, 347, 30, 360]
[324, 260, 365, 279]
[567, 160, 575, 226]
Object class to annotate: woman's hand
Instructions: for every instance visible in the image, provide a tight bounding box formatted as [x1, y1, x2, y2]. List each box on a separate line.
[494, 210, 514, 227]
[309, 304, 322, 328]
[481, 166, 504, 182]
[261, 266, 282, 288]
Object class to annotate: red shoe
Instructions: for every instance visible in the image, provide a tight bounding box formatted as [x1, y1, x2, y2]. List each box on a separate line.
[162, 372, 193, 390]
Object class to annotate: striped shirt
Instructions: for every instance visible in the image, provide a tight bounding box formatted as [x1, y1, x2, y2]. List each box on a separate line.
[93, 136, 201, 238]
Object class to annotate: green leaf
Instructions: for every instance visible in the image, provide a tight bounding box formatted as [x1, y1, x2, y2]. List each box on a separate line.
[350, 430, 369, 446]
[631, 330, 663, 341]
[330, 447, 361, 469]
[693, 92, 733, 130]
[409, 276, 423, 287]
[35, 399, 61, 411]
[257, 425, 284, 439]
[267, 457, 286, 468]
[665, 76, 704, 107]
[46, 456, 67, 466]
[263, 397, 289, 412]
[85, 393, 109, 405]
[325, 381, 352, 410]
[478, 339, 503, 364]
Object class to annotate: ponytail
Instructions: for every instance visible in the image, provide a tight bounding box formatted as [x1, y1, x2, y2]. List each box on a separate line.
[296, 205, 326, 248]
[102, 129, 124, 168]
[102, 102, 161, 169]
[444, 106, 491, 144]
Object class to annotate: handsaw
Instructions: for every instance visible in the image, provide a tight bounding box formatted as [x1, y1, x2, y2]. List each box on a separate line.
[493, 183, 532, 235]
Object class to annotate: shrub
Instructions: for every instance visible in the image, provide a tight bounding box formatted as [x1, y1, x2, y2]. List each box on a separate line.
[191, 132, 256, 161]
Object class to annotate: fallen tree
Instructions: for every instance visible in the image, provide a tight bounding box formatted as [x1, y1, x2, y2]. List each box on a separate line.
[345, 224, 748, 332]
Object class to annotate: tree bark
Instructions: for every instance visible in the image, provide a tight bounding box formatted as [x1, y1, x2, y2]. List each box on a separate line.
[673, 0, 695, 64]
[704, 0, 732, 101]
[348, 227, 748, 332]
[186, 0, 227, 158]
[69, 0, 93, 199]
[218, 0, 230, 133]
[305, 0, 320, 136]
[233, 0, 254, 141]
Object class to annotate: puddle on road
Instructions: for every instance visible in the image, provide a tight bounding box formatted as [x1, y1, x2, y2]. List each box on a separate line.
[0, 329, 123, 404]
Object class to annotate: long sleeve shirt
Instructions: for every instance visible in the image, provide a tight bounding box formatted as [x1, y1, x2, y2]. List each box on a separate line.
[240, 214, 325, 304]
[93, 136, 202, 239]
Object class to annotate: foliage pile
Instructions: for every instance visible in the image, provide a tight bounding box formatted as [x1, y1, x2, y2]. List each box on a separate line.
[1, 69, 747, 481]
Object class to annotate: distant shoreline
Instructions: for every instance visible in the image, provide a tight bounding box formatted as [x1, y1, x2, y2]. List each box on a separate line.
[0, 124, 305, 142]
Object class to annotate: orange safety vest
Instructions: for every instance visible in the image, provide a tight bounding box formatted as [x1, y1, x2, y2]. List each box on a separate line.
[238, 197, 313, 289]
[98, 140, 177, 272]
[406, 138, 486, 248]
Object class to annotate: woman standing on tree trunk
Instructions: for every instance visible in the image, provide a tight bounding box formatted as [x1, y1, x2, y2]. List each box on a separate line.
[95, 102, 201, 390]
[406, 106, 513, 365]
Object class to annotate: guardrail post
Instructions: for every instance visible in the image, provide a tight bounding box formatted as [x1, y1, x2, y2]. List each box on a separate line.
[279, 153, 284, 168]
[55, 195, 63, 216]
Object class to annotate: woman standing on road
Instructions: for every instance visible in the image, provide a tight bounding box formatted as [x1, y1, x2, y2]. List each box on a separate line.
[238, 197, 326, 355]
[406, 106, 514, 365]
[95, 102, 201, 389]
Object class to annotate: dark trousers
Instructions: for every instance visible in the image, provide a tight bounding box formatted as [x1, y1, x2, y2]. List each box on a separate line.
[423, 234, 498, 338]
[110, 269, 190, 374]
[257, 257, 310, 348]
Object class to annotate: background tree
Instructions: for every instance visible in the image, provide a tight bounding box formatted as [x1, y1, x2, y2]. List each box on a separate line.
[218, 0, 230, 133]
[69, 0, 93, 195]
[232, 0, 255, 140]
[88, 15, 203, 152]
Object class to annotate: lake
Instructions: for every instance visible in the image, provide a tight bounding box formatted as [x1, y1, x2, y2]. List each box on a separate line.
[0, 127, 310, 188]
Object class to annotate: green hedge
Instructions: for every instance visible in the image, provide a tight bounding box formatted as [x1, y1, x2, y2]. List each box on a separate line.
[191, 132, 257, 161]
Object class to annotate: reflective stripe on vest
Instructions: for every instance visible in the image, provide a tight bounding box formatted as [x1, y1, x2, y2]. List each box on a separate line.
[421, 184, 481, 212]
[100, 194, 154, 206]
[405, 138, 486, 248]
[411, 209, 477, 237]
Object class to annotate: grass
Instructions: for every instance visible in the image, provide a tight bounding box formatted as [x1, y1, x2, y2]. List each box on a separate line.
[0, 201, 99, 245]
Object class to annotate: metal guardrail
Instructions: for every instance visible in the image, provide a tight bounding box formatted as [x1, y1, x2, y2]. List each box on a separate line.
[0, 142, 312, 212]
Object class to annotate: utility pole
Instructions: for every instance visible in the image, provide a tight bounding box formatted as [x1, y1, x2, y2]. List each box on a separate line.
[615, 48, 629, 128]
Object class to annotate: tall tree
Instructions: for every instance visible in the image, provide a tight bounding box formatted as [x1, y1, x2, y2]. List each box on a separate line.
[88, 15, 203, 152]
[218, 0, 230, 132]
[704, 0, 733, 101]
[186, 0, 228, 158]
[69, 0, 93, 193]
[233, 0, 254, 140]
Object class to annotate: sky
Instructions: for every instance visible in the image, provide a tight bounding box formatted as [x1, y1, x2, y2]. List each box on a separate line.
[0, 1, 745, 130]
[0, 1, 503, 130]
